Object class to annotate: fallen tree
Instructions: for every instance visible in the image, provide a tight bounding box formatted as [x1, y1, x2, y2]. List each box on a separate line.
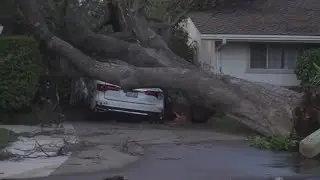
[1, 0, 304, 136]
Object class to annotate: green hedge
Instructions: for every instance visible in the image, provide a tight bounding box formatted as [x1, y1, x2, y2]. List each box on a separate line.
[295, 48, 320, 88]
[0, 36, 42, 111]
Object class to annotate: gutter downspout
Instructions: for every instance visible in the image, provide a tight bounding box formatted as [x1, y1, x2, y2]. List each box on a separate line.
[216, 38, 227, 51]
[215, 38, 227, 74]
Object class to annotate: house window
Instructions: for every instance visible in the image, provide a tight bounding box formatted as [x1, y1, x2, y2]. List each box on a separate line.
[250, 43, 299, 70]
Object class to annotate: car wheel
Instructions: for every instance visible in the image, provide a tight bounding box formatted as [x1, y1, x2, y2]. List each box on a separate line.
[86, 109, 100, 121]
[158, 115, 164, 124]
[148, 113, 164, 124]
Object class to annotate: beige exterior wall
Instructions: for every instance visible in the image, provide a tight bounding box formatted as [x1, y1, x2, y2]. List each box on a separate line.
[185, 19, 300, 86]
[218, 43, 300, 86]
[184, 18, 216, 72]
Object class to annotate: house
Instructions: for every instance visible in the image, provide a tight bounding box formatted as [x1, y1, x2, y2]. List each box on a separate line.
[185, 0, 320, 87]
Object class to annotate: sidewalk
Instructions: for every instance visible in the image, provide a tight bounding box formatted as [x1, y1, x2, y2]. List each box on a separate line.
[0, 123, 79, 179]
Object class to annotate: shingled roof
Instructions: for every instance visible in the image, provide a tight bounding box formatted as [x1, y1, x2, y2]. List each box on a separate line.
[188, 0, 320, 36]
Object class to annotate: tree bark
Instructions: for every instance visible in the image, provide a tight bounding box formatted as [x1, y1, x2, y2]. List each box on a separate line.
[49, 35, 301, 136]
[51, 35, 303, 136]
[16, 0, 302, 136]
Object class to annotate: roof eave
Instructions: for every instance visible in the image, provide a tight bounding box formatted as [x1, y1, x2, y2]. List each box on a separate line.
[200, 34, 320, 43]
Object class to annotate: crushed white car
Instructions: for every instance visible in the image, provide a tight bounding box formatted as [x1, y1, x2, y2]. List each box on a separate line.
[85, 80, 165, 122]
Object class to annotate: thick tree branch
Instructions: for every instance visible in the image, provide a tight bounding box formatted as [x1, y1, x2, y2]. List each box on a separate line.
[47, 32, 298, 136]
[92, 13, 110, 32]
[16, 0, 302, 137]
[106, 31, 140, 43]
[50, 56, 85, 77]
[58, 36, 300, 136]
[122, 14, 193, 68]
[16, 0, 52, 40]
[130, 0, 142, 14]
[58, 3, 190, 68]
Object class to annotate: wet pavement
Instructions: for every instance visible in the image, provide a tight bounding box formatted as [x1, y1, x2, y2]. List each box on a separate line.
[107, 141, 320, 180]
[14, 113, 320, 180]
[24, 140, 320, 180]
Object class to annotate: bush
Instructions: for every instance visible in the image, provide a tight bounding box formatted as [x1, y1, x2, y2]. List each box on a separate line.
[309, 63, 320, 87]
[168, 22, 197, 64]
[250, 135, 298, 151]
[0, 36, 42, 111]
[295, 48, 320, 88]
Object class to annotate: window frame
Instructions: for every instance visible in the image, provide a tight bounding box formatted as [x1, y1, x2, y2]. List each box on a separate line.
[247, 43, 298, 74]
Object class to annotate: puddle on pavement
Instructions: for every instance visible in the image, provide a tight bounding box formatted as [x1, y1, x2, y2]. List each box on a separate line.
[267, 152, 320, 174]
[113, 141, 320, 180]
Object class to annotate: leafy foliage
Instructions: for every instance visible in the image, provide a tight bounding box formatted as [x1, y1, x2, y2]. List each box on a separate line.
[77, 0, 108, 27]
[168, 22, 197, 63]
[142, 1, 197, 63]
[0, 36, 42, 111]
[310, 62, 320, 87]
[250, 135, 298, 151]
[144, 0, 214, 25]
[295, 48, 320, 89]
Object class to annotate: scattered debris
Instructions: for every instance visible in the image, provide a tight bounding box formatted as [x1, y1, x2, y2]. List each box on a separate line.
[167, 112, 188, 126]
[0, 150, 16, 161]
[0, 125, 79, 161]
[274, 177, 284, 180]
[119, 137, 144, 156]
[104, 175, 127, 180]
[157, 157, 182, 160]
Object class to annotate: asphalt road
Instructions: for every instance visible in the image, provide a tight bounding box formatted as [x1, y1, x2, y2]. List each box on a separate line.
[21, 141, 320, 180]
[12, 110, 320, 180]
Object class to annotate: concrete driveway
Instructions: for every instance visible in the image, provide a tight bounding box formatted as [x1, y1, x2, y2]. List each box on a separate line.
[35, 121, 320, 180]
[52, 121, 245, 175]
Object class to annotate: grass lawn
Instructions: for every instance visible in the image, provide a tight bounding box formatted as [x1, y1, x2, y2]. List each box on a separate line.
[0, 128, 17, 150]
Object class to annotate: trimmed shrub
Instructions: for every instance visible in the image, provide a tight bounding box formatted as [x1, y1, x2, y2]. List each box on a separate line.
[295, 48, 320, 88]
[0, 36, 42, 111]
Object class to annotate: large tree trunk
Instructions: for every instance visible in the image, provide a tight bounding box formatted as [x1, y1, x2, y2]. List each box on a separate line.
[15, 0, 302, 136]
[49, 36, 301, 136]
